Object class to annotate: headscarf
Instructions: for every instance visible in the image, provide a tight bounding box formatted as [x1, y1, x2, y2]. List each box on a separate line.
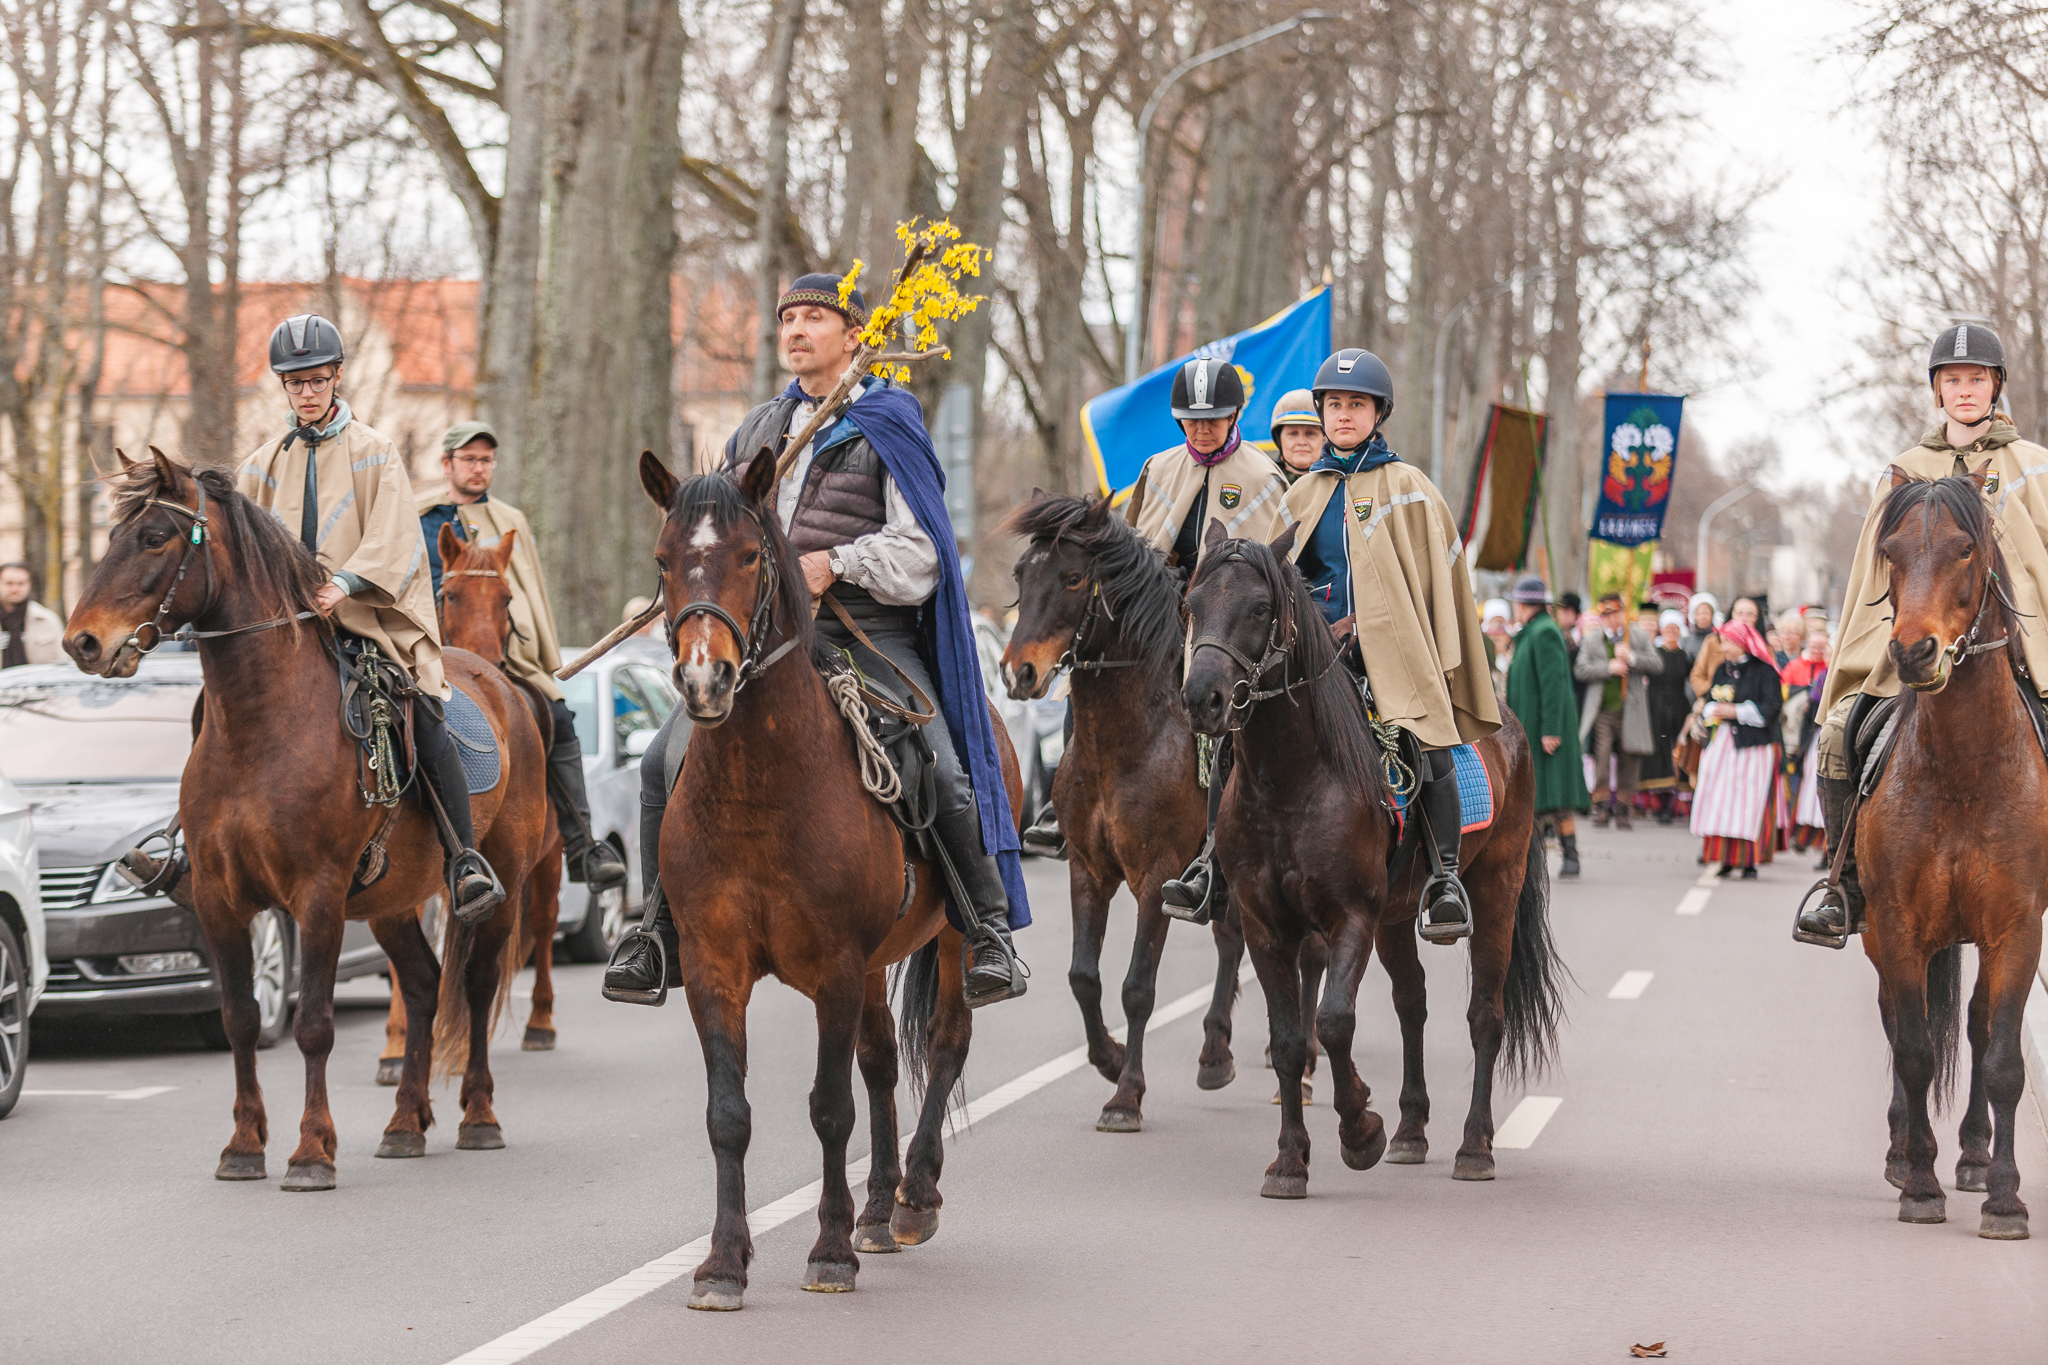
[1718, 619, 1780, 677]
[1659, 609, 1685, 632]
[1687, 591, 1719, 626]
[1482, 598, 1510, 627]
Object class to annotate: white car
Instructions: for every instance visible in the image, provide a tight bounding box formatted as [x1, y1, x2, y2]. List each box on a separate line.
[0, 763, 45, 1118]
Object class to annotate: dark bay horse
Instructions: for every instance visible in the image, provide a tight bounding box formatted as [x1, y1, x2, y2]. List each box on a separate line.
[1860, 468, 2042, 1238]
[638, 447, 1024, 1310]
[1000, 491, 1321, 1130]
[63, 451, 548, 1190]
[1182, 521, 1565, 1195]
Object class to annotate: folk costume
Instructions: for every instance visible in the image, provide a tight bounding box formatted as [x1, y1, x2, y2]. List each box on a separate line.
[418, 421, 627, 893]
[1573, 613, 1665, 826]
[1690, 620, 1787, 876]
[605, 272, 1028, 1010]
[1503, 577, 1589, 875]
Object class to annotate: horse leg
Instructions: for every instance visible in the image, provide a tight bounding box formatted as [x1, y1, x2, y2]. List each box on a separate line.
[455, 903, 516, 1149]
[1374, 916, 1430, 1163]
[683, 966, 755, 1309]
[1097, 890, 1170, 1132]
[522, 848, 563, 1051]
[1314, 918, 1388, 1173]
[1197, 897, 1244, 1090]
[897, 927, 973, 1247]
[1876, 950, 1946, 1224]
[1455, 855, 1518, 1181]
[1300, 931, 1327, 1086]
[377, 986, 407, 1086]
[853, 969, 902, 1254]
[800, 972, 865, 1293]
[201, 902, 270, 1181]
[282, 902, 345, 1191]
[370, 910, 440, 1159]
[1955, 966, 1994, 1193]
[1242, 910, 1312, 1198]
[1875, 984, 1910, 1189]
[1068, 866, 1125, 1083]
[1976, 938, 2038, 1239]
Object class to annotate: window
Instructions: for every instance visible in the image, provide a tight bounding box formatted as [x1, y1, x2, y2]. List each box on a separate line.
[558, 673, 600, 756]
[612, 669, 657, 759]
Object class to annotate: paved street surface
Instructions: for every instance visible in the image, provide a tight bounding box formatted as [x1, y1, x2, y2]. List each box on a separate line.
[7, 823, 2045, 1364]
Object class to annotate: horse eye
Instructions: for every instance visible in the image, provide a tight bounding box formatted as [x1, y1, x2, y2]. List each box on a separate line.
[1064, 572, 1084, 589]
[1251, 602, 1270, 617]
[1960, 543, 1973, 558]
[742, 550, 760, 567]
[142, 530, 170, 549]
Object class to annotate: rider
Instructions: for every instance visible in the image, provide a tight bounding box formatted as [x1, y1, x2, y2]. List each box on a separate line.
[1269, 387, 1324, 485]
[1286, 347, 1500, 942]
[603, 271, 1029, 1009]
[417, 419, 628, 893]
[1795, 322, 2048, 947]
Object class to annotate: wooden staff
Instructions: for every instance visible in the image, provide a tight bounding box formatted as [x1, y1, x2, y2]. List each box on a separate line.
[556, 602, 664, 681]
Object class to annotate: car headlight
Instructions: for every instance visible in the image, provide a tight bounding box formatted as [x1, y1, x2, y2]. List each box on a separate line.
[91, 861, 148, 904]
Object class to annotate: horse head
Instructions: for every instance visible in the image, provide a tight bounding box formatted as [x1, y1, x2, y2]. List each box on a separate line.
[438, 523, 518, 665]
[1000, 490, 1115, 699]
[1181, 519, 1303, 736]
[1876, 465, 2010, 695]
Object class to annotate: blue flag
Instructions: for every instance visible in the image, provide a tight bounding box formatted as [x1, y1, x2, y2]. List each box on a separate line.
[1082, 287, 1333, 495]
[1592, 392, 1685, 547]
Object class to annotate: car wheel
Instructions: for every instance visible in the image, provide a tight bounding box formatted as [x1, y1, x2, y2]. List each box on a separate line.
[561, 842, 629, 963]
[196, 909, 296, 1051]
[0, 916, 28, 1120]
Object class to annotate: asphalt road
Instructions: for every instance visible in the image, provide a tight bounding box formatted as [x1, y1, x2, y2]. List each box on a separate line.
[7, 824, 2045, 1364]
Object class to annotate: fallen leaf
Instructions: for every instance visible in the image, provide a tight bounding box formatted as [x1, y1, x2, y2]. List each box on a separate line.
[1629, 1345, 1667, 1359]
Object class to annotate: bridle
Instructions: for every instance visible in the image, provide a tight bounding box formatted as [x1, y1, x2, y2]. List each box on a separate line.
[661, 504, 799, 692]
[1059, 579, 1142, 675]
[1187, 548, 1338, 727]
[1905, 560, 2011, 694]
[441, 565, 523, 661]
[114, 480, 313, 657]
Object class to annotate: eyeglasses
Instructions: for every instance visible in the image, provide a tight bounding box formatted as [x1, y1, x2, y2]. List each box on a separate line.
[282, 375, 335, 395]
[450, 455, 497, 468]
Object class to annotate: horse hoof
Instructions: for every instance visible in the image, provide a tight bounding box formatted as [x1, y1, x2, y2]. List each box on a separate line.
[374, 1057, 404, 1087]
[1341, 1129, 1387, 1172]
[852, 1223, 899, 1254]
[688, 1279, 745, 1311]
[1261, 1172, 1308, 1200]
[280, 1162, 336, 1192]
[801, 1261, 858, 1292]
[1956, 1163, 1990, 1193]
[1979, 1210, 2030, 1240]
[1196, 1058, 1236, 1090]
[1885, 1159, 1909, 1190]
[1096, 1108, 1142, 1133]
[1452, 1152, 1497, 1181]
[1385, 1137, 1428, 1165]
[215, 1152, 267, 1181]
[375, 1131, 426, 1159]
[890, 1203, 939, 1246]
[1898, 1194, 1946, 1224]
[456, 1123, 505, 1150]
[521, 1027, 556, 1052]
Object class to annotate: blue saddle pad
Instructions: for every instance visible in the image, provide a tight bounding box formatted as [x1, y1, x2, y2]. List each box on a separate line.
[444, 686, 501, 795]
[1391, 743, 1494, 832]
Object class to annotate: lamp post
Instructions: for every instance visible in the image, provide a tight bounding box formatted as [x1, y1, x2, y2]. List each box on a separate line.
[1430, 267, 1550, 486]
[1125, 13, 1332, 385]
[1697, 481, 1756, 599]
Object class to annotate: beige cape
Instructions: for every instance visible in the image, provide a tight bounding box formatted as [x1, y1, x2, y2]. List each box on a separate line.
[237, 416, 446, 698]
[1127, 442, 1290, 567]
[1283, 460, 1501, 749]
[416, 489, 565, 701]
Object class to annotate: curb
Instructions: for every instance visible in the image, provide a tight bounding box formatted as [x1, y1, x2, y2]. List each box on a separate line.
[2026, 964, 2048, 1141]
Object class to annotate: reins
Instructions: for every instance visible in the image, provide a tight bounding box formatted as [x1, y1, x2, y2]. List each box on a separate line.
[1059, 580, 1144, 675]
[115, 483, 315, 657]
[660, 505, 800, 694]
[1188, 549, 1342, 727]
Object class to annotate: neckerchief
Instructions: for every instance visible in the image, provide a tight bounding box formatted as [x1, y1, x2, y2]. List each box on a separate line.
[1187, 424, 1242, 469]
[1919, 419, 2018, 457]
[1310, 433, 1400, 476]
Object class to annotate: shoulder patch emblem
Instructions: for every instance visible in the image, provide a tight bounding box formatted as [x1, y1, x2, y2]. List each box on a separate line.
[1352, 496, 1374, 522]
[1983, 470, 2001, 497]
[1218, 482, 1242, 509]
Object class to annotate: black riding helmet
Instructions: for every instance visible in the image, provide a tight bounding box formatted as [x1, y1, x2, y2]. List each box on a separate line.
[1170, 355, 1246, 421]
[1928, 323, 2005, 407]
[1312, 347, 1395, 428]
[269, 313, 346, 374]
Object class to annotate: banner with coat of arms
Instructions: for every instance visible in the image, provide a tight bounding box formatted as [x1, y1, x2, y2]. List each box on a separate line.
[1592, 392, 1684, 546]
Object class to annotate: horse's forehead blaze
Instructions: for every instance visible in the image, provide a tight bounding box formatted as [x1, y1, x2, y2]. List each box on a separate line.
[688, 514, 720, 551]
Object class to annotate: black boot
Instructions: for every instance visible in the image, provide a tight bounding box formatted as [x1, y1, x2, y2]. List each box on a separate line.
[1163, 734, 1231, 924]
[546, 700, 627, 890]
[1416, 752, 1473, 944]
[1558, 832, 1581, 878]
[1021, 799, 1066, 859]
[415, 703, 504, 925]
[603, 784, 681, 1004]
[933, 794, 1026, 1008]
[1794, 773, 1863, 949]
[117, 821, 192, 910]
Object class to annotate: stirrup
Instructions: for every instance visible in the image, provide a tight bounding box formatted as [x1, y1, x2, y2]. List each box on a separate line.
[117, 830, 188, 899]
[1416, 874, 1473, 944]
[1021, 817, 1067, 861]
[962, 925, 1028, 1009]
[447, 851, 506, 925]
[1160, 843, 1215, 925]
[601, 929, 671, 1006]
[1792, 878, 1852, 950]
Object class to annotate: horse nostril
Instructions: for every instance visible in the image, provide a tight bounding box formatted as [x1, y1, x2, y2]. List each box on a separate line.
[72, 632, 99, 662]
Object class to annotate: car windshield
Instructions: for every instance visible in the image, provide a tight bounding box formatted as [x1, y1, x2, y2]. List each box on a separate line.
[0, 677, 197, 782]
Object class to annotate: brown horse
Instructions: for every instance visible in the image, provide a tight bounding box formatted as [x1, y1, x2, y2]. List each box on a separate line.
[1182, 522, 1565, 1195]
[63, 450, 548, 1189]
[639, 447, 1023, 1309]
[1859, 469, 2042, 1238]
[1000, 491, 1328, 1129]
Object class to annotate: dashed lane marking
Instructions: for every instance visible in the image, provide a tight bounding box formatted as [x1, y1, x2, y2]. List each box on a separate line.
[1675, 887, 1713, 916]
[445, 963, 1255, 1365]
[1607, 970, 1655, 1000]
[1696, 869, 1720, 887]
[22, 1086, 175, 1101]
[1492, 1095, 1563, 1149]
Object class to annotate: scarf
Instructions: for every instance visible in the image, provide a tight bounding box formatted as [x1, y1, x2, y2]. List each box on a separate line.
[1310, 433, 1400, 476]
[289, 399, 353, 443]
[1188, 424, 1242, 468]
[1718, 619, 1781, 679]
[1919, 418, 2019, 456]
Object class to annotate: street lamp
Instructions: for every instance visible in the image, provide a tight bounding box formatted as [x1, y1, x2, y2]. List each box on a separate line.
[1430, 267, 1551, 485]
[1697, 481, 1756, 599]
[1125, 12, 1333, 385]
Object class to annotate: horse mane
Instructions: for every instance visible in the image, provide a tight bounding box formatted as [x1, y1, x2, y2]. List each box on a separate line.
[667, 470, 821, 665]
[108, 458, 327, 632]
[1190, 534, 1387, 802]
[1874, 471, 2024, 674]
[1002, 493, 1185, 676]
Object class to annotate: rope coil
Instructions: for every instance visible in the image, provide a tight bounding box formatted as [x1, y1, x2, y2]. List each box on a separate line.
[826, 668, 903, 805]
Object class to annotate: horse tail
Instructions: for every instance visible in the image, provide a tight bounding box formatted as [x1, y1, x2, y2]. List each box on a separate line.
[894, 935, 941, 1099]
[430, 887, 522, 1079]
[1500, 831, 1571, 1084]
[1926, 943, 1964, 1113]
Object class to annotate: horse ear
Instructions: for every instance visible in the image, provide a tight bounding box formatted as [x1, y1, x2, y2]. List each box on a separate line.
[493, 526, 519, 570]
[640, 449, 679, 511]
[1269, 521, 1299, 560]
[149, 445, 182, 492]
[1888, 464, 1915, 489]
[1964, 457, 1993, 492]
[437, 522, 464, 568]
[739, 445, 779, 506]
[116, 447, 137, 471]
[1081, 494, 1111, 527]
[1204, 516, 1228, 553]
[1029, 485, 1045, 500]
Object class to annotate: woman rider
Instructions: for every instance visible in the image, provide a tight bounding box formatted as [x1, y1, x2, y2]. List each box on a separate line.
[1796, 322, 2048, 947]
[1269, 388, 1323, 485]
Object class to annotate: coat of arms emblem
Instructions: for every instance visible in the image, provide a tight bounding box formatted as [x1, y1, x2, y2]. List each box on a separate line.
[1353, 496, 1374, 522]
[1218, 483, 1242, 510]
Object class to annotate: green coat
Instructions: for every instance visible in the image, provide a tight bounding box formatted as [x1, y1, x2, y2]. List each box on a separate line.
[1505, 611, 1590, 815]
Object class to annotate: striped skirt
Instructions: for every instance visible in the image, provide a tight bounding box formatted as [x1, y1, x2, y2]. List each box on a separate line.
[1691, 727, 1788, 865]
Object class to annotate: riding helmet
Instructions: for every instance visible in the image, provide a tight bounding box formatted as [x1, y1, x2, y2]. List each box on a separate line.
[1268, 388, 1321, 433]
[1170, 356, 1247, 421]
[269, 313, 346, 374]
[1312, 348, 1395, 422]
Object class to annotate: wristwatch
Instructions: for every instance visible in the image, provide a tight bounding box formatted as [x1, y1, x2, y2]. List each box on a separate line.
[827, 550, 847, 580]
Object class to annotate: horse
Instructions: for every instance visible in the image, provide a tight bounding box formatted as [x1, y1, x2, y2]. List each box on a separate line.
[638, 446, 1024, 1310]
[1858, 468, 2043, 1238]
[62, 450, 548, 1190]
[374, 524, 568, 1083]
[1181, 520, 1566, 1195]
[999, 491, 1327, 1130]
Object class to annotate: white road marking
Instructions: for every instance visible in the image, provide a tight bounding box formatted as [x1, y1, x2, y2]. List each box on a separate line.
[1675, 887, 1713, 916]
[1492, 1095, 1563, 1149]
[1607, 970, 1655, 1000]
[445, 963, 1255, 1364]
[22, 1086, 175, 1101]
[1695, 869, 1720, 887]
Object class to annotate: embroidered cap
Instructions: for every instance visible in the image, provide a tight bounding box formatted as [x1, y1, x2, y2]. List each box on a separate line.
[777, 272, 869, 328]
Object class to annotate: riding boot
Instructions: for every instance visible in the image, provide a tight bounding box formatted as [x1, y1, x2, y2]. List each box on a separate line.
[546, 700, 627, 890]
[934, 793, 1028, 1008]
[603, 757, 682, 1004]
[1558, 832, 1581, 879]
[117, 826, 193, 911]
[1163, 734, 1232, 924]
[1793, 773, 1864, 949]
[414, 703, 505, 925]
[1416, 752, 1473, 944]
[1021, 799, 1066, 859]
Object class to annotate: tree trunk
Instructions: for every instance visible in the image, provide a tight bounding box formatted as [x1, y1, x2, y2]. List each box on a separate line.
[751, 0, 805, 404]
[479, 0, 554, 493]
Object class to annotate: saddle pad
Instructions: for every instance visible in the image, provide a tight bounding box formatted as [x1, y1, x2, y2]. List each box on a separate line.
[445, 685, 502, 795]
[1390, 743, 1495, 834]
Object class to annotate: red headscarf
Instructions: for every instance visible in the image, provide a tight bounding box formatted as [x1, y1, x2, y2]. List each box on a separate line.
[1718, 619, 1781, 678]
